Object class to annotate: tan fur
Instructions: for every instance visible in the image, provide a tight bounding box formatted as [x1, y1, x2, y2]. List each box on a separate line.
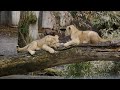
[64, 25, 106, 47]
[17, 35, 62, 55]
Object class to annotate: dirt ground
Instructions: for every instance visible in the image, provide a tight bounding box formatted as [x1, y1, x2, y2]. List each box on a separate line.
[0, 26, 18, 56]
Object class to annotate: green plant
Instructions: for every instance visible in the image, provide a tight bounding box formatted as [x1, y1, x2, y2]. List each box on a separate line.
[64, 11, 120, 78]
[65, 62, 94, 77]
[28, 11, 37, 24]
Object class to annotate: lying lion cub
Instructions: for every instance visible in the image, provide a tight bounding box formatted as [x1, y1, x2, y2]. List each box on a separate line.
[64, 25, 106, 47]
[17, 35, 62, 55]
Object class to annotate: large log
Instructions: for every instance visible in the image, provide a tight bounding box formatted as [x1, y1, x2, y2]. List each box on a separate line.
[0, 41, 120, 77]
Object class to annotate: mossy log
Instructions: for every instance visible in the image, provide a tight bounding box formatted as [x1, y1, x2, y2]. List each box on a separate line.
[0, 41, 120, 77]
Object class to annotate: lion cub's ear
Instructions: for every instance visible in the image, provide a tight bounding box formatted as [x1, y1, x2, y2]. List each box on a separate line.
[55, 35, 59, 39]
[68, 27, 71, 30]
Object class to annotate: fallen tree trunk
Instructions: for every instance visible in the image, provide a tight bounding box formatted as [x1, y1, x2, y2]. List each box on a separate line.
[0, 41, 120, 77]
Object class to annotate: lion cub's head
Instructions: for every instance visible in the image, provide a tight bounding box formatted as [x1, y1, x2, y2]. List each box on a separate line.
[65, 25, 77, 36]
[53, 35, 59, 44]
[45, 35, 59, 47]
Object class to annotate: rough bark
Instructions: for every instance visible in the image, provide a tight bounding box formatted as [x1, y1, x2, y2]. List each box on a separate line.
[29, 11, 39, 40]
[18, 11, 38, 47]
[11, 11, 20, 27]
[18, 11, 29, 47]
[0, 41, 120, 77]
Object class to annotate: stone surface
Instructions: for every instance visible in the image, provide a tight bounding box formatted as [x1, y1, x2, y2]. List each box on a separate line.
[0, 27, 18, 56]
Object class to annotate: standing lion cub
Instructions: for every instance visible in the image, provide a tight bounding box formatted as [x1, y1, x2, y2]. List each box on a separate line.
[64, 25, 106, 47]
[17, 35, 62, 55]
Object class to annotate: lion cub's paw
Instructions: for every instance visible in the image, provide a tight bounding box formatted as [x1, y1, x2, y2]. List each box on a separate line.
[63, 43, 69, 47]
[49, 50, 58, 54]
[16, 45, 19, 50]
[29, 51, 36, 55]
[16, 45, 19, 48]
[60, 43, 64, 46]
[57, 43, 64, 48]
[54, 51, 59, 53]
[117, 49, 120, 51]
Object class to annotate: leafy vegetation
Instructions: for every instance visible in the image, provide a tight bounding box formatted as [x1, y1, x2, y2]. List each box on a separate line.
[64, 11, 120, 78]
[64, 62, 93, 77]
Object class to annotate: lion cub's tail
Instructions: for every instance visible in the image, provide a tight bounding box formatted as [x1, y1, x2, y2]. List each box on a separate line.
[16, 45, 29, 52]
[98, 36, 109, 43]
[100, 38, 107, 42]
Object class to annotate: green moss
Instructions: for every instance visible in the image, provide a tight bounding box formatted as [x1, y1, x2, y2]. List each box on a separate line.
[43, 68, 64, 76]
[28, 11, 37, 24]
[18, 11, 38, 46]
[70, 11, 77, 18]
[65, 62, 93, 77]
[18, 11, 37, 34]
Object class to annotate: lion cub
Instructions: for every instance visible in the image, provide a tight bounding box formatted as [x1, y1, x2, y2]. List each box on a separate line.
[64, 25, 106, 47]
[17, 35, 62, 55]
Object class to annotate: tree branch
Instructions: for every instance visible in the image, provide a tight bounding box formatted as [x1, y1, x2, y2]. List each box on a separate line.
[0, 40, 120, 77]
